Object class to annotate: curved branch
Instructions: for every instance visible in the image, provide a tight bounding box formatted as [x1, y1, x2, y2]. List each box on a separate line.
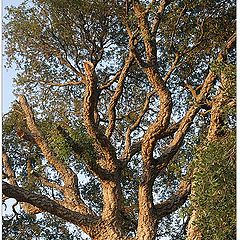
[32, 172, 64, 193]
[163, 52, 181, 83]
[156, 32, 236, 173]
[196, 33, 236, 103]
[105, 52, 134, 139]
[155, 177, 191, 220]
[99, 71, 121, 90]
[83, 61, 119, 172]
[83, 61, 125, 223]
[155, 105, 199, 173]
[2, 182, 99, 231]
[18, 95, 71, 177]
[3, 152, 43, 215]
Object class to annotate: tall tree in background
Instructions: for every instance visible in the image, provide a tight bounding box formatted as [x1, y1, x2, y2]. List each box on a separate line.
[186, 42, 236, 240]
[2, 0, 236, 239]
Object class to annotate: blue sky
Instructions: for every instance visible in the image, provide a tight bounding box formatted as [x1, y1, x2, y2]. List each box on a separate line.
[2, 0, 22, 113]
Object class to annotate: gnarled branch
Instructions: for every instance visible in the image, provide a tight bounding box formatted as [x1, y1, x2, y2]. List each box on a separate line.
[2, 182, 99, 231]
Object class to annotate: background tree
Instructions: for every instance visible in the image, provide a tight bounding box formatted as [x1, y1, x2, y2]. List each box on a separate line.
[2, 0, 236, 239]
[186, 49, 236, 240]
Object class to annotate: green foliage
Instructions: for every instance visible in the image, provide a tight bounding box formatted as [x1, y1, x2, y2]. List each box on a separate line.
[193, 132, 236, 240]
[2, 0, 236, 239]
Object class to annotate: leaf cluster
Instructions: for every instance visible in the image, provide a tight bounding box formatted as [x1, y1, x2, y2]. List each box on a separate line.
[192, 132, 236, 240]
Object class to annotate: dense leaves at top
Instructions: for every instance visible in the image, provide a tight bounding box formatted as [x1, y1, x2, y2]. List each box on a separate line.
[2, 0, 236, 239]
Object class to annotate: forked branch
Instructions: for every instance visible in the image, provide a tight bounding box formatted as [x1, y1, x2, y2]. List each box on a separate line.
[18, 95, 94, 215]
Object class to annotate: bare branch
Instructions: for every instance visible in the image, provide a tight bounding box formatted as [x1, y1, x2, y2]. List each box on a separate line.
[83, 61, 119, 172]
[183, 81, 199, 100]
[163, 52, 181, 83]
[155, 105, 200, 173]
[18, 95, 73, 178]
[32, 172, 64, 192]
[155, 177, 191, 219]
[2, 152, 43, 214]
[133, 2, 157, 65]
[130, 42, 147, 68]
[2, 182, 99, 230]
[105, 52, 134, 138]
[99, 71, 121, 90]
[196, 33, 236, 103]
[120, 120, 180, 162]
[155, 33, 236, 172]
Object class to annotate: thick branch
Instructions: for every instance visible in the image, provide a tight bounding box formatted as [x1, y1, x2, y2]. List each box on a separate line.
[2, 152, 43, 215]
[83, 61, 118, 172]
[155, 105, 199, 172]
[207, 36, 236, 140]
[18, 95, 93, 215]
[83, 61, 124, 224]
[2, 182, 99, 230]
[120, 120, 180, 164]
[18, 95, 72, 177]
[131, 3, 173, 156]
[155, 177, 191, 219]
[196, 33, 236, 103]
[133, 2, 157, 64]
[186, 33, 236, 240]
[156, 33, 236, 172]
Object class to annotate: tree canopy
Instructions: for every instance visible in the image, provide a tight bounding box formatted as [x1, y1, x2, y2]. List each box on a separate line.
[2, 0, 236, 239]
